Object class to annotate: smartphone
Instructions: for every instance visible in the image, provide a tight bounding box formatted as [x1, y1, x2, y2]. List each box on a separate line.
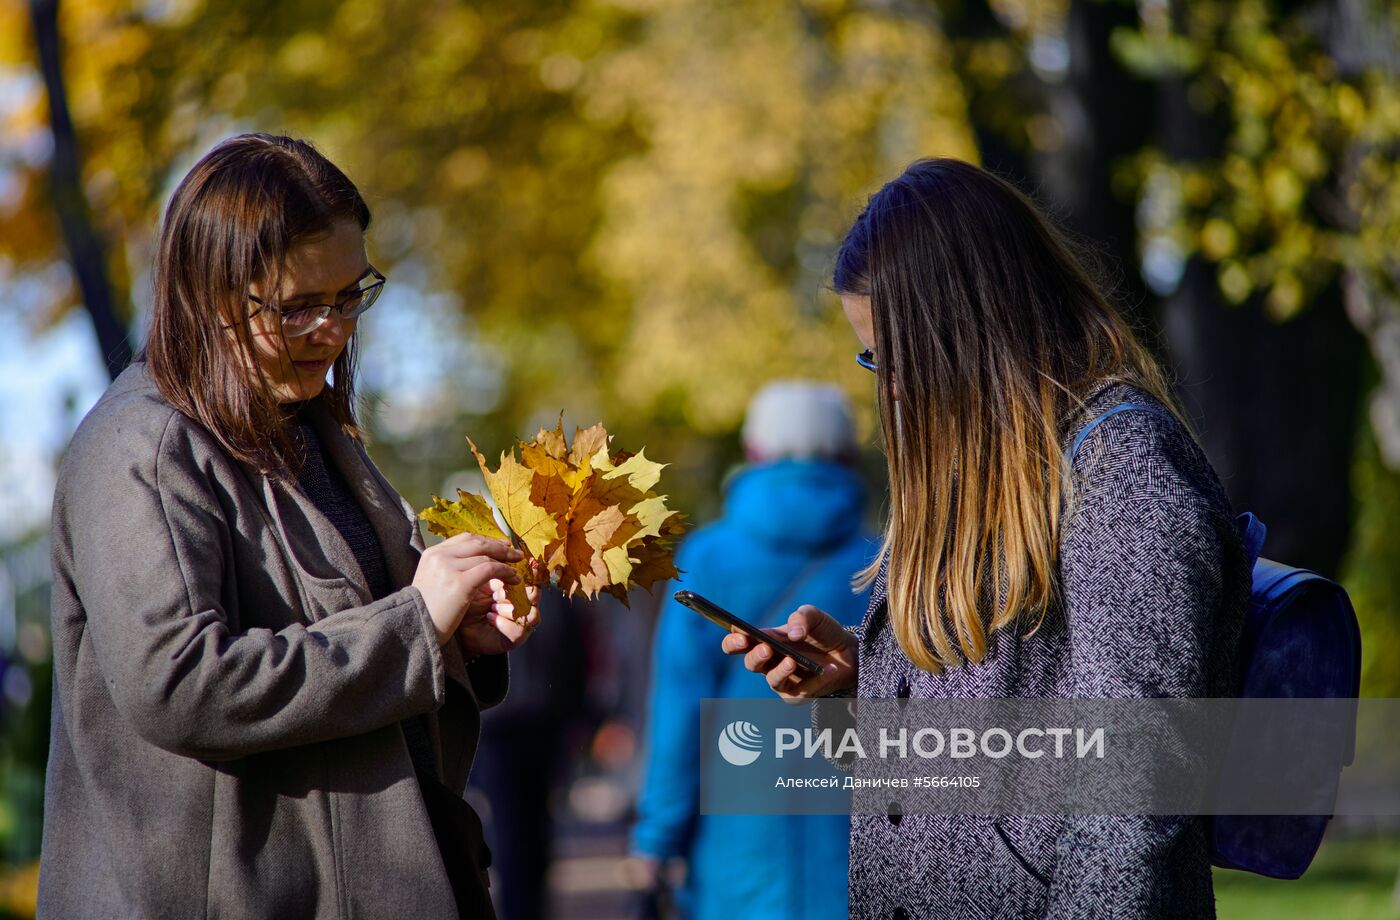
[673, 589, 824, 677]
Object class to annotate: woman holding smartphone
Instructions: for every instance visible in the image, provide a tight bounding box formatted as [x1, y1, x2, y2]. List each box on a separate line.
[722, 159, 1250, 918]
[40, 134, 537, 919]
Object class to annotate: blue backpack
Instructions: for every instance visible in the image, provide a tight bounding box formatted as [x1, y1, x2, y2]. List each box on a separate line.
[1073, 403, 1362, 880]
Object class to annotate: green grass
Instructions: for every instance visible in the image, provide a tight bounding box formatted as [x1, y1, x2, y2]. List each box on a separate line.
[1214, 833, 1400, 919]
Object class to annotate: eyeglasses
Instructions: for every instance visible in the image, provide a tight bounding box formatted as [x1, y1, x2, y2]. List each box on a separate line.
[856, 349, 878, 373]
[242, 266, 387, 338]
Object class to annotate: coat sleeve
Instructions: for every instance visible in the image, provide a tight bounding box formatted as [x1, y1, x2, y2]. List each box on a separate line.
[359, 438, 512, 712]
[66, 409, 447, 762]
[1045, 410, 1235, 916]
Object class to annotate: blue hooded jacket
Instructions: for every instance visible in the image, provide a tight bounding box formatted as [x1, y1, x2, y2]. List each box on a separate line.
[632, 459, 876, 920]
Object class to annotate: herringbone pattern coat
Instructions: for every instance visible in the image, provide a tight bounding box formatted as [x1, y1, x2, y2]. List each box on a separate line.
[842, 380, 1249, 919]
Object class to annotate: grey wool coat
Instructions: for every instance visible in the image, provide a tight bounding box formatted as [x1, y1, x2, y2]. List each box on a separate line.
[838, 380, 1250, 920]
[40, 362, 507, 919]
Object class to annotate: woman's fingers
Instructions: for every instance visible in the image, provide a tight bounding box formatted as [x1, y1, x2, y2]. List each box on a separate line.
[746, 642, 776, 672]
[484, 605, 539, 645]
[715, 606, 857, 700]
[486, 579, 539, 624]
[784, 605, 848, 651]
[742, 633, 797, 675]
[438, 533, 524, 562]
[464, 561, 521, 591]
[439, 532, 509, 554]
[490, 595, 536, 619]
[727, 619, 853, 698]
[458, 555, 522, 578]
[484, 609, 527, 642]
[764, 654, 798, 690]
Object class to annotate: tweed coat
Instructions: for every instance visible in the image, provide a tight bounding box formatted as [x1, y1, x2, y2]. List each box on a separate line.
[39, 362, 506, 919]
[839, 380, 1250, 920]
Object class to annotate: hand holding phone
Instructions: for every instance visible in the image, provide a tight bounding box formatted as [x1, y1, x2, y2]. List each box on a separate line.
[674, 590, 824, 676]
[676, 591, 860, 699]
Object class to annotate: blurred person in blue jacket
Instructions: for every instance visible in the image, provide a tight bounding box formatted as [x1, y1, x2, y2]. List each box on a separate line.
[627, 380, 877, 920]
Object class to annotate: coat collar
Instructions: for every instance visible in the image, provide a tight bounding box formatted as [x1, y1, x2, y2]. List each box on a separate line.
[255, 403, 478, 694]
[256, 397, 423, 614]
[301, 399, 423, 590]
[859, 553, 889, 647]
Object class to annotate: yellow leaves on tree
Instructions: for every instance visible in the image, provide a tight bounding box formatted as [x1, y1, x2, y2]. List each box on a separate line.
[419, 420, 685, 619]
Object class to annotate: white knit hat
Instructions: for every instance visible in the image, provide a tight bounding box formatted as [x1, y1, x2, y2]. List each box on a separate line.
[742, 380, 857, 461]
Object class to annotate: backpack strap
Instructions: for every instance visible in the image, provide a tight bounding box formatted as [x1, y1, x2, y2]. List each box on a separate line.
[1071, 403, 1271, 569]
[1236, 511, 1267, 570]
[1069, 401, 1177, 461]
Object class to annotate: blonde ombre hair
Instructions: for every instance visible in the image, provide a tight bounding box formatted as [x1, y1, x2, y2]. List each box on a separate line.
[834, 159, 1179, 673]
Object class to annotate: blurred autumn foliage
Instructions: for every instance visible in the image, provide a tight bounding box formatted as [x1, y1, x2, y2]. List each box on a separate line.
[1, 0, 977, 434]
[1, 0, 1399, 692]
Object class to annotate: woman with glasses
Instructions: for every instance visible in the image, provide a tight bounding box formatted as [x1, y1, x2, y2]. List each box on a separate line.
[40, 133, 535, 919]
[722, 159, 1250, 918]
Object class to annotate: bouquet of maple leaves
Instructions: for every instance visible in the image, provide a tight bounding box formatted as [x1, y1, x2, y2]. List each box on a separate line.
[419, 420, 686, 620]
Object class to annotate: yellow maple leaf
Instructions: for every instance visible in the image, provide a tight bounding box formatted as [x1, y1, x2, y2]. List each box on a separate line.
[626, 494, 677, 542]
[467, 437, 561, 558]
[419, 489, 507, 541]
[570, 424, 611, 467]
[534, 417, 569, 460]
[521, 442, 576, 518]
[597, 447, 666, 493]
[626, 535, 682, 590]
[602, 545, 633, 584]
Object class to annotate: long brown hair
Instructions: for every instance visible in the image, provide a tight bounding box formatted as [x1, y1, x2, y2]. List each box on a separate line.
[834, 158, 1178, 673]
[141, 133, 371, 475]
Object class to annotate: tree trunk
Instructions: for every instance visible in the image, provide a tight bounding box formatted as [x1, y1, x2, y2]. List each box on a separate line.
[1155, 58, 1364, 579]
[1329, 0, 1400, 471]
[1165, 266, 1364, 578]
[28, 0, 132, 381]
[941, 0, 1035, 184]
[1033, 0, 1157, 331]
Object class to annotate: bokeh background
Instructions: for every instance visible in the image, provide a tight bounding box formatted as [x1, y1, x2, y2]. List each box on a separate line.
[1, 0, 1399, 916]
